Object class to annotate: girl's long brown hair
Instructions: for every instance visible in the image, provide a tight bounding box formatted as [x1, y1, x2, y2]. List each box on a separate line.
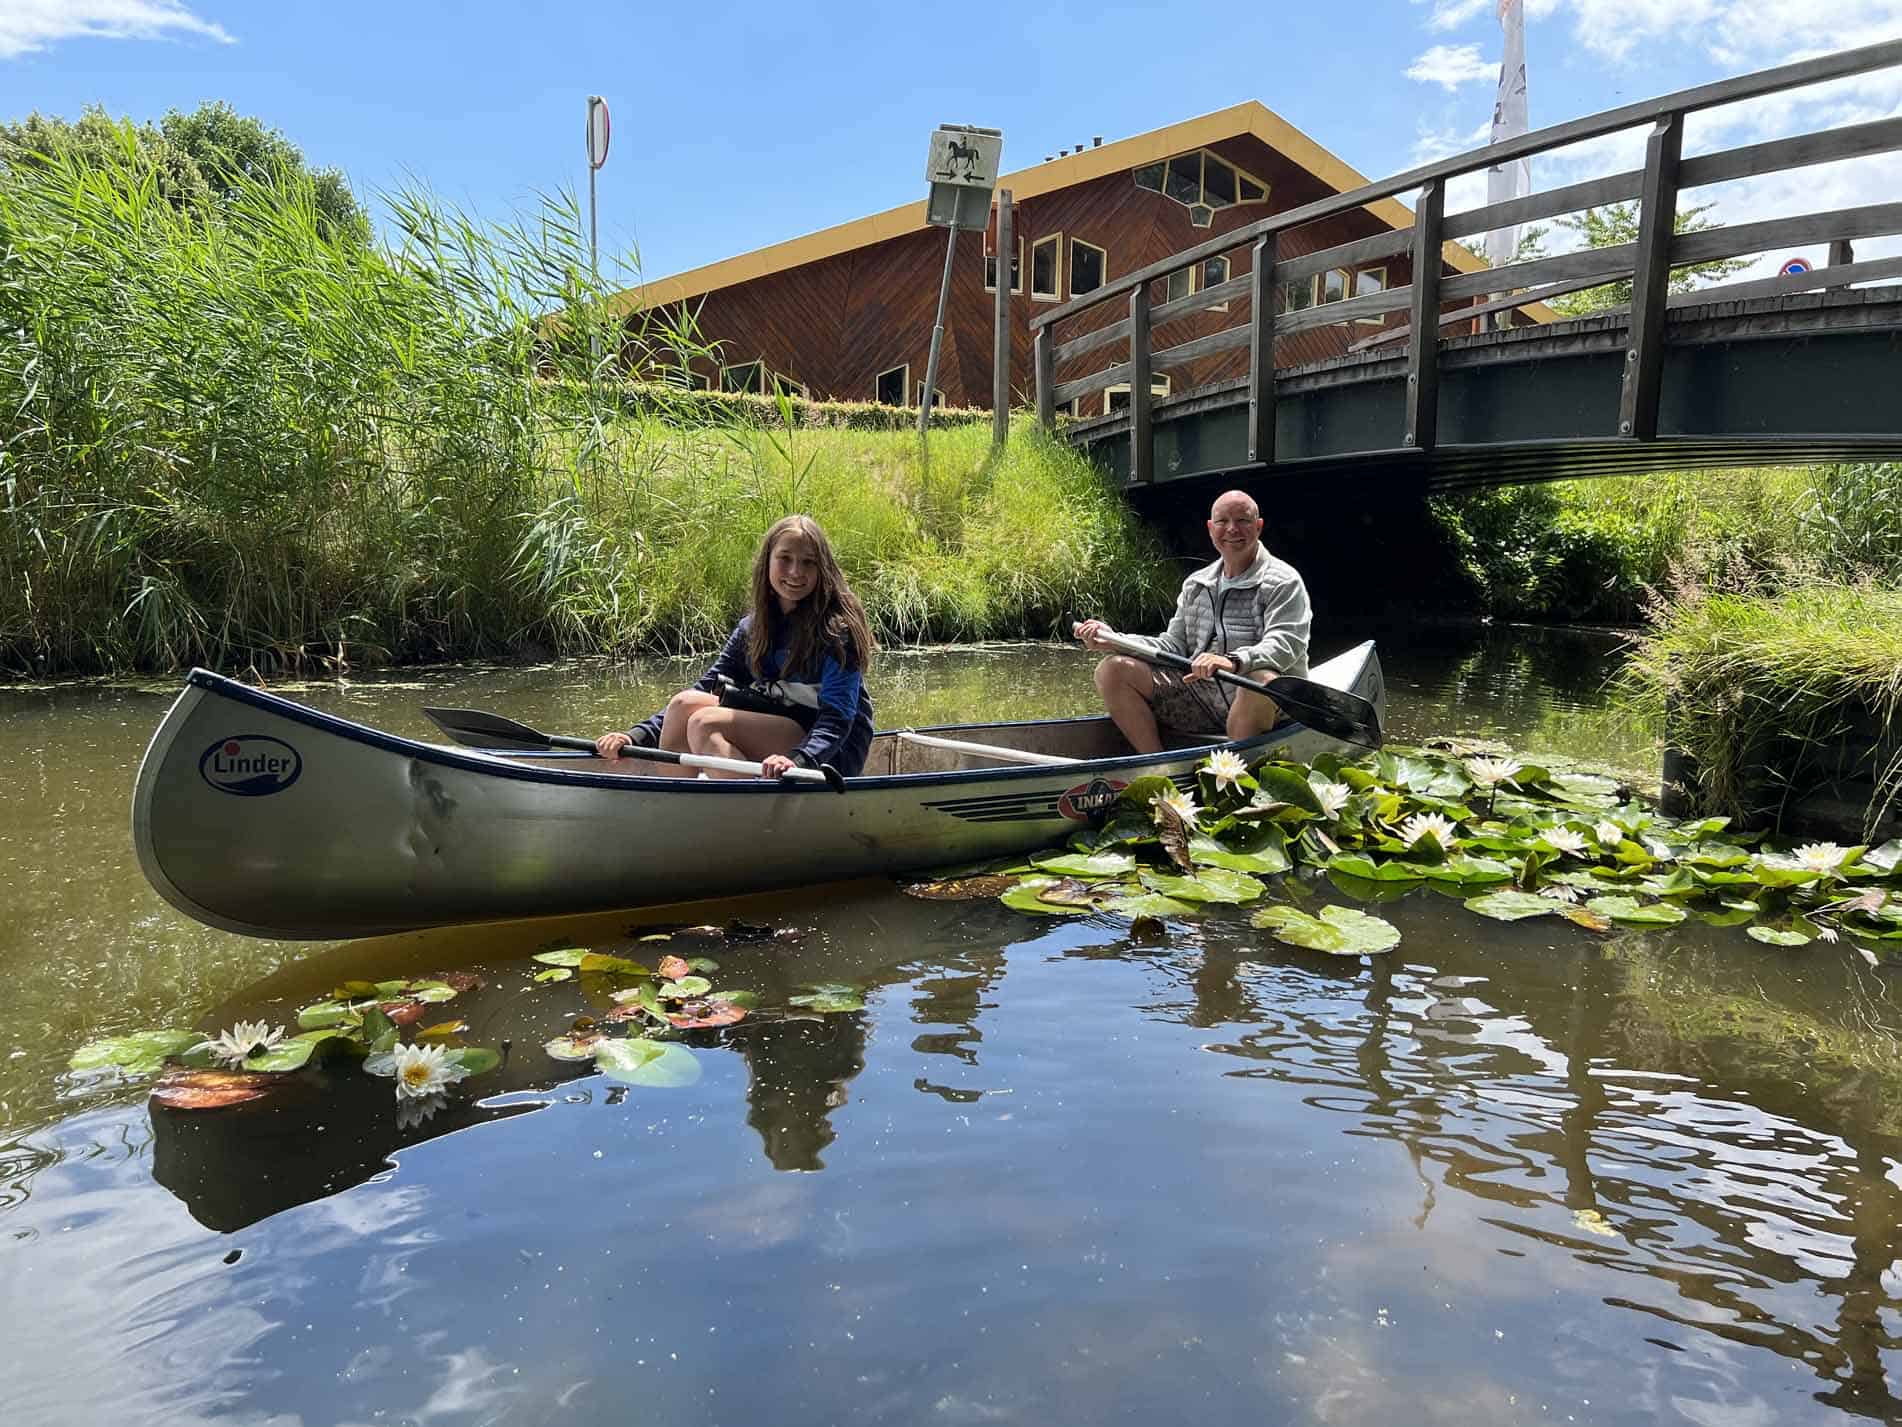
[747, 515, 875, 679]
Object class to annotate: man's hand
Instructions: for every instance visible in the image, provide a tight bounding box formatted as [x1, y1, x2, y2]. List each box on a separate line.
[594, 732, 633, 759]
[1072, 618, 1113, 651]
[1185, 652, 1237, 683]
[760, 753, 796, 779]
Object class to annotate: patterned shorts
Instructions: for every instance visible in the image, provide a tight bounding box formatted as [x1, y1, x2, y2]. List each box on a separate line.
[1147, 667, 1235, 736]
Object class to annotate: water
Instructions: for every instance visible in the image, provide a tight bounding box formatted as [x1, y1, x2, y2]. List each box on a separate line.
[5, 626, 1901, 1425]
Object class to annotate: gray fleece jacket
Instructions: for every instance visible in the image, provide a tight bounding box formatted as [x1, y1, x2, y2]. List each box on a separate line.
[1117, 542, 1311, 677]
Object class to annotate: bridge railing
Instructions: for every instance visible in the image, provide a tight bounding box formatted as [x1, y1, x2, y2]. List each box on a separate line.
[1031, 38, 1902, 482]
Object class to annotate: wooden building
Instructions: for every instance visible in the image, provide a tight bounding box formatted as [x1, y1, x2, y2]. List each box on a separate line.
[616, 102, 1503, 416]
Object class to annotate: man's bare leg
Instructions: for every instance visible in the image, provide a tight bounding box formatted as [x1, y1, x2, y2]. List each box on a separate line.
[1225, 687, 1281, 742]
[1094, 655, 1164, 754]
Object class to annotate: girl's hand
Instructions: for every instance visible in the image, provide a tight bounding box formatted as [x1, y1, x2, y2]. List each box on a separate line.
[595, 732, 632, 759]
[760, 753, 796, 779]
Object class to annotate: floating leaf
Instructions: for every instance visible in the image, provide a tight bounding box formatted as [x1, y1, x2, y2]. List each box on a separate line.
[656, 975, 712, 1000]
[239, 1033, 345, 1072]
[532, 967, 573, 983]
[1252, 765, 1325, 814]
[789, 983, 866, 1013]
[999, 877, 1091, 916]
[1138, 866, 1265, 904]
[688, 956, 723, 970]
[1033, 849, 1138, 877]
[1098, 891, 1197, 919]
[1414, 855, 1514, 887]
[1190, 823, 1290, 875]
[666, 999, 747, 1029]
[416, 1020, 468, 1044]
[657, 953, 692, 980]
[1747, 925, 1813, 946]
[531, 948, 588, 967]
[1558, 905, 1613, 933]
[543, 1033, 603, 1061]
[595, 1037, 702, 1087]
[296, 998, 361, 1030]
[69, 1029, 201, 1075]
[1585, 895, 1688, 926]
[714, 989, 760, 1008]
[579, 952, 650, 976]
[1251, 903, 1400, 955]
[449, 1046, 501, 1076]
[378, 999, 425, 1028]
[149, 1068, 282, 1110]
[1464, 890, 1560, 922]
[1327, 852, 1425, 883]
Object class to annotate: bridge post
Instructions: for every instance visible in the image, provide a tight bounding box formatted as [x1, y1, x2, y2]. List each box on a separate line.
[1247, 233, 1276, 464]
[1034, 325, 1054, 431]
[1129, 285, 1153, 484]
[993, 188, 1013, 447]
[1620, 113, 1683, 440]
[1405, 178, 1445, 452]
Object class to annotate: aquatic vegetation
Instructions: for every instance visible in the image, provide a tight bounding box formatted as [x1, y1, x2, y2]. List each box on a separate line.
[980, 746, 1902, 956]
[379, 1043, 468, 1100]
[192, 1021, 287, 1069]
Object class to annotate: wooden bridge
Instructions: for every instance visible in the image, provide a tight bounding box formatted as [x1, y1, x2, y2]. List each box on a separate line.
[1033, 40, 1902, 493]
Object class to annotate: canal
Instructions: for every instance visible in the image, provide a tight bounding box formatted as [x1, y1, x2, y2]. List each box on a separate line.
[3, 624, 1899, 1425]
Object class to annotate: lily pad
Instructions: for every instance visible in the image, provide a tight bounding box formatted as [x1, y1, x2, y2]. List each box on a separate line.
[1252, 765, 1325, 814]
[594, 1037, 702, 1088]
[657, 954, 692, 980]
[532, 967, 573, 984]
[1251, 903, 1401, 955]
[656, 975, 713, 1000]
[449, 1047, 501, 1076]
[1189, 824, 1290, 875]
[531, 948, 588, 967]
[1326, 852, 1426, 883]
[69, 1029, 200, 1075]
[905, 874, 1020, 900]
[543, 1033, 604, 1061]
[1033, 850, 1138, 877]
[416, 1020, 469, 1044]
[1464, 890, 1560, 922]
[665, 999, 748, 1029]
[789, 984, 866, 1013]
[1138, 866, 1265, 904]
[1746, 925, 1813, 946]
[1097, 891, 1197, 919]
[1558, 905, 1614, 933]
[579, 952, 650, 976]
[999, 877, 1091, 916]
[1585, 895, 1688, 926]
[149, 1068, 283, 1111]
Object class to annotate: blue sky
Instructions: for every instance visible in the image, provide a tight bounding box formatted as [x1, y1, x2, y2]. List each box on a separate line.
[4, 1, 1899, 284]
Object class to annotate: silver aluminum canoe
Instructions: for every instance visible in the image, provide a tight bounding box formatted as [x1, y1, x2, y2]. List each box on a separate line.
[132, 642, 1383, 940]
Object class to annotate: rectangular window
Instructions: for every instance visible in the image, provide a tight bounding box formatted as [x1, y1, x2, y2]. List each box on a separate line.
[984, 238, 1025, 294]
[915, 382, 946, 409]
[1281, 278, 1314, 314]
[1318, 269, 1349, 305]
[1353, 267, 1387, 325]
[875, 364, 909, 406]
[1203, 255, 1231, 313]
[1163, 266, 1196, 305]
[721, 361, 765, 394]
[771, 373, 808, 398]
[1104, 376, 1171, 413]
[1070, 239, 1106, 298]
[1030, 234, 1062, 301]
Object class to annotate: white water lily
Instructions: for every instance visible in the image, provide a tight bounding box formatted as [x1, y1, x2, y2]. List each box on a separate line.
[1400, 812, 1459, 850]
[1151, 786, 1200, 830]
[192, 1020, 285, 1069]
[391, 1042, 468, 1101]
[1793, 842, 1849, 872]
[1594, 820, 1624, 847]
[1541, 826, 1589, 857]
[1465, 757, 1519, 787]
[1201, 749, 1249, 791]
[1313, 781, 1352, 819]
[1539, 883, 1582, 903]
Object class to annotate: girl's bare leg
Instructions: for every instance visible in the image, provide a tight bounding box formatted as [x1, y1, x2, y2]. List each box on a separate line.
[622, 689, 717, 777]
[684, 705, 805, 777]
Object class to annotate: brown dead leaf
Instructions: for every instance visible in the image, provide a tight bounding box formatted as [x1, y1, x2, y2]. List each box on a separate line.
[657, 954, 692, 981]
[1559, 905, 1613, 933]
[904, 874, 1018, 900]
[150, 1068, 280, 1111]
[666, 999, 748, 1029]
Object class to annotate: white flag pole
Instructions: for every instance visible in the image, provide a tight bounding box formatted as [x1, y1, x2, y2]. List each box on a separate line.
[1486, 0, 1531, 324]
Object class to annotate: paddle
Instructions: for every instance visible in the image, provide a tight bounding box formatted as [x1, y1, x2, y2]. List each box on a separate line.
[421, 706, 847, 791]
[1084, 631, 1383, 749]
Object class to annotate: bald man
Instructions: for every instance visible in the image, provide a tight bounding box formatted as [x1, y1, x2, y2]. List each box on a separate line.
[1073, 489, 1311, 754]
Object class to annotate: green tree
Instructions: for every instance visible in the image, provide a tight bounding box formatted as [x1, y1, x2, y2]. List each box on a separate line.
[0, 101, 368, 241]
[1513, 201, 1752, 316]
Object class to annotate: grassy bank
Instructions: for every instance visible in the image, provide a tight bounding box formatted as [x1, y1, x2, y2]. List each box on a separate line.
[1429, 462, 1902, 622]
[0, 133, 1170, 677]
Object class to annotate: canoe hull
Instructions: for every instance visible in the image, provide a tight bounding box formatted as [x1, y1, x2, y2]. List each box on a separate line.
[132, 644, 1384, 939]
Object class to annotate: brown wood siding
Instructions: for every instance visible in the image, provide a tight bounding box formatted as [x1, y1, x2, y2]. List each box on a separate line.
[629, 131, 1467, 413]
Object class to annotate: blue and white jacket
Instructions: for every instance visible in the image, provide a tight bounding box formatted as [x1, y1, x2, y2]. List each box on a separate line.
[628, 614, 875, 775]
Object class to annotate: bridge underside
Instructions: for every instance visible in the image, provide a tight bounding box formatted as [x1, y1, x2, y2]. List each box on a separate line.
[1069, 289, 1902, 493]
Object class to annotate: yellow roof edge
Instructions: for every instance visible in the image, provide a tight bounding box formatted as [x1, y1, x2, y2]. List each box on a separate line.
[612, 101, 1527, 315]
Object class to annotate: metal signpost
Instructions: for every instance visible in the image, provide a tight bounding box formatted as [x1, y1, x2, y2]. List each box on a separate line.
[919, 124, 1003, 436]
[585, 96, 610, 365]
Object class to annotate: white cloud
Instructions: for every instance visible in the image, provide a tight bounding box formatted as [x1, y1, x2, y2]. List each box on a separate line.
[1536, 0, 1902, 65]
[1408, 43, 1501, 90]
[0, 0, 233, 59]
[1429, 0, 1495, 30]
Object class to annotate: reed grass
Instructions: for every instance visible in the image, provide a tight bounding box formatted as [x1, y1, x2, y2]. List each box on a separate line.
[0, 130, 1171, 676]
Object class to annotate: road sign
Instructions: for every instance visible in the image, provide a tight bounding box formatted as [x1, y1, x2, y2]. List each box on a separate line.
[1779, 257, 1812, 276]
[925, 125, 1002, 230]
[587, 96, 611, 170]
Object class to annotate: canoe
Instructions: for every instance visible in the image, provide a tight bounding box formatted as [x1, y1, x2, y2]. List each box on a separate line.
[132, 642, 1384, 940]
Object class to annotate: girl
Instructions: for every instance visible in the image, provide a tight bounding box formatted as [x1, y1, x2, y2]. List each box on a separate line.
[595, 515, 876, 779]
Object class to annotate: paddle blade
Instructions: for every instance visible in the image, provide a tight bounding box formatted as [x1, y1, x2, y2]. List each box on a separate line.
[422, 706, 555, 751]
[1259, 675, 1383, 749]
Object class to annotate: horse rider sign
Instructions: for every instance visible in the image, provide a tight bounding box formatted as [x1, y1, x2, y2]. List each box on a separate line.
[926, 125, 1003, 229]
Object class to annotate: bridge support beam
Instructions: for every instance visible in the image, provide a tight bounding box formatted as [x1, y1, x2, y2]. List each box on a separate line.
[1405, 179, 1444, 452]
[1034, 325, 1054, 431]
[1247, 233, 1277, 464]
[1620, 114, 1684, 440]
[1129, 286, 1153, 484]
